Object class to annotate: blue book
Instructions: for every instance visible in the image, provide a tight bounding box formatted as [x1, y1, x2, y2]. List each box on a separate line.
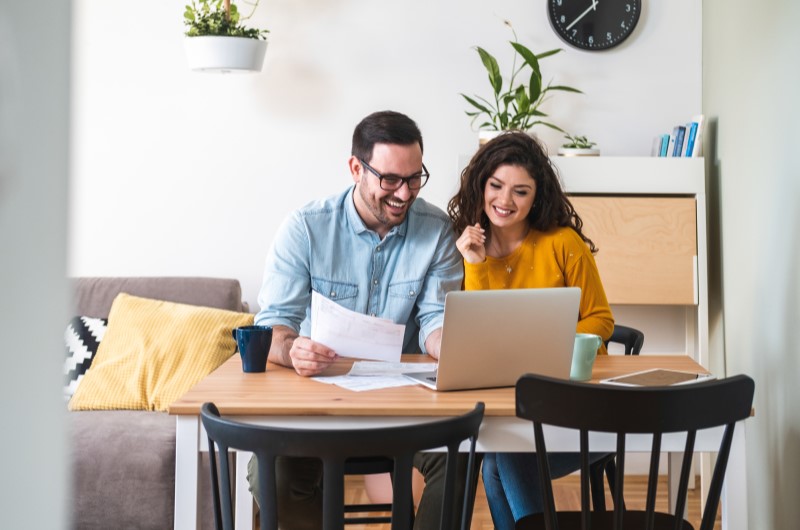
[672, 126, 686, 157]
[684, 122, 698, 157]
[659, 134, 670, 157]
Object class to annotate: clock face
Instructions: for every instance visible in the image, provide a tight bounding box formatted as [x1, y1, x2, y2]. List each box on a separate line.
[548, 0, 641, 51]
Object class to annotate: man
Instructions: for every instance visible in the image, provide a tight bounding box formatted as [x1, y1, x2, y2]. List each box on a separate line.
[249, 110, 468, 529]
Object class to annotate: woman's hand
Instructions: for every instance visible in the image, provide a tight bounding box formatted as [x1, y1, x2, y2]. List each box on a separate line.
[456, 223, 487, 264]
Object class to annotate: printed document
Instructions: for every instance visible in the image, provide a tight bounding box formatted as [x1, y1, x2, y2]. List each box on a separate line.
[310, 291, 405, 362]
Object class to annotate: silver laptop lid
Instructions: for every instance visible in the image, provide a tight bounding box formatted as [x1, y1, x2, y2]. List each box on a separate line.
[433, 287, 580, 391]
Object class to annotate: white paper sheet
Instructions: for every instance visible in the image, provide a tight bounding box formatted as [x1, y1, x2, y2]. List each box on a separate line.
[312, 361, 436, 391]
[310, 291, 405, 362]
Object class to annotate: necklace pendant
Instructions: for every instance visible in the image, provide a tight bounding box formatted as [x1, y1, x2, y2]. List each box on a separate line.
[506, 265, 513, 274]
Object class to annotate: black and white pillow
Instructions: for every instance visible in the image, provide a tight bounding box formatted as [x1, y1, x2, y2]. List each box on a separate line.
[64, 316, 107, 401]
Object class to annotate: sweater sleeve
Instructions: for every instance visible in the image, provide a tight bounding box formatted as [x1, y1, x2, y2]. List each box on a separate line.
[563, 241, 615, 354]
[463, 260, 491, 291]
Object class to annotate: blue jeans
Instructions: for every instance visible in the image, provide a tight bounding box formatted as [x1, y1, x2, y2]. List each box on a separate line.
[482, 452, 608, 530]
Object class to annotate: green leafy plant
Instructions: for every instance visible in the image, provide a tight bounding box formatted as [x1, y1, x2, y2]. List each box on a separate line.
[561, 134, 596, 149]
[184, 0, 268, 40]
[462, 21, 582, 133]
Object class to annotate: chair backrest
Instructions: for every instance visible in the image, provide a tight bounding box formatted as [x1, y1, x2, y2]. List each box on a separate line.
[604, 324, 644, 355]
[515, 374, 754, 530]
[201, 402, 485, 530]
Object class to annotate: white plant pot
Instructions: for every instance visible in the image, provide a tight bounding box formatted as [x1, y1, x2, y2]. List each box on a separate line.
[478, 130, 505, 146]
[184, 36, 267, 73]
[478, 129, 539, 147]
[557, 147, 600, 157]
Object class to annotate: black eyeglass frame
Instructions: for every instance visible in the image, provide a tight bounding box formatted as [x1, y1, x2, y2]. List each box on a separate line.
[358, 158, 430, 191]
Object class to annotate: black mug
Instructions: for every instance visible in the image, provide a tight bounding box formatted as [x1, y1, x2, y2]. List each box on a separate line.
[232, 325, 273, 373]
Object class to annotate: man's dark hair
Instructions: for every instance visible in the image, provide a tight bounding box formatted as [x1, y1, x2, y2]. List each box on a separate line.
[351, 111, 423, 163]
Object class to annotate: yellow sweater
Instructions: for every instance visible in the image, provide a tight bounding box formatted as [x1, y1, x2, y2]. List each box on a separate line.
[464, 226, 614, 354]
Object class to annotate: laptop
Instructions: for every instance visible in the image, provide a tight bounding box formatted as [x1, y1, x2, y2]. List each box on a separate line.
[405, 287, 580, 391]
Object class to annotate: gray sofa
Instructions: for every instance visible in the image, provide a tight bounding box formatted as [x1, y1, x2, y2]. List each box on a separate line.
[68, 277, 249, 530]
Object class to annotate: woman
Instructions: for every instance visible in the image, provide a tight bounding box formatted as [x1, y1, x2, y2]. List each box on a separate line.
[447, 131, 614, 529]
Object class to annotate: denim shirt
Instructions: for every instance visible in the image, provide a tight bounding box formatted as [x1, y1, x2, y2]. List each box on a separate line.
[255, 186, 464, 353]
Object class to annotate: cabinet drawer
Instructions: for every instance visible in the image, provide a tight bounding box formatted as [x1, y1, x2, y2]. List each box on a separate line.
[570, 196, 697, 305]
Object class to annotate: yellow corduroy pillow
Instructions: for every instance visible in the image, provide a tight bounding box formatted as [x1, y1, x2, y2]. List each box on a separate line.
[69, 293, 253, 412]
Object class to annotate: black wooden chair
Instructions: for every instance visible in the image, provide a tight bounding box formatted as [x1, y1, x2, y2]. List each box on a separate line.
[514, 373, 754, 530]
[591, 324, 646, 511]
[201, 401, 484, 530]
[604, 325, 645, 356]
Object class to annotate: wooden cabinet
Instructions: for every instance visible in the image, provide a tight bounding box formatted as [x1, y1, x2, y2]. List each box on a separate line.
[570, 196, 697, 305]
[551, 157, 708, 366]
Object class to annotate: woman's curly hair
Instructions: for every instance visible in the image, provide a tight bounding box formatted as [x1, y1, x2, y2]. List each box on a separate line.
[447, 130, 597, 253]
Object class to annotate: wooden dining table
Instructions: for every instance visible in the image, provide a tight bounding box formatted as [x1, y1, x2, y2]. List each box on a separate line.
[169, 354, 747, 530]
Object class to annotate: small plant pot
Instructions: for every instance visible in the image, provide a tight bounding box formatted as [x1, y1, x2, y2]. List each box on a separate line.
[557, 147, 600, 157]
[184, 36, 267, 73]
[478, 130, 504, 146]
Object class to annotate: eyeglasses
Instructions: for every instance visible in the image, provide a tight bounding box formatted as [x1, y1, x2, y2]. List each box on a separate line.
[359, 158, 430, 191]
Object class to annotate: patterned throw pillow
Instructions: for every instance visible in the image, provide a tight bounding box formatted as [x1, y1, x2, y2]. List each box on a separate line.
[64, 316, 107, 400]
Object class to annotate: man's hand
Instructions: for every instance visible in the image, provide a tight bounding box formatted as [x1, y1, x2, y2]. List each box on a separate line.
[424, 328, 444, 360]
[270, 325, 338, 376]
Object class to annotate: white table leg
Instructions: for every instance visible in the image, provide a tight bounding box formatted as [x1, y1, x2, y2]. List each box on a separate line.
[235, 451, 254, 530]
[721, 426, 748, 530]
[175, 415, 201, 530]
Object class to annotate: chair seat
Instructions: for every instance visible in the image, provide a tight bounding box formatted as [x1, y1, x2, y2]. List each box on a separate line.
[516, 510, 696, 530]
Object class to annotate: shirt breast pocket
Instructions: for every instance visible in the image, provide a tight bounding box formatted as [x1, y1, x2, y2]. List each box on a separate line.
[387, 279, 423, 320]
[388, 279, 423, 299]
[311, 278, 359, 311]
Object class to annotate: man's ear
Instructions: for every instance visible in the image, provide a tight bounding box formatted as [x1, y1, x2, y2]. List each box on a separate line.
[348, 156, 362, 184]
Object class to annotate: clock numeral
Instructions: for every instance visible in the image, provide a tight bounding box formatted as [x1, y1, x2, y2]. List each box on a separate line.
[556, 0, 563, 5]
[571, 29, 577, 37]
[621, 21, 627, 29]
[626, 3, 631, 12]
[607, 32, 612, 41]
[588, 35, 594, 45]
[560, 15, 566, 24]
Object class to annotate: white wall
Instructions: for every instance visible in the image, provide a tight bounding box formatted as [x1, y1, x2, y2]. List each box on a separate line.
[0, 1, 70, 528]
[70, 0, 701, 311]
[704, 0, 800, 527]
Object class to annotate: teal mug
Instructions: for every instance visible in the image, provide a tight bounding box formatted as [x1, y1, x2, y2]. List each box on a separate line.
[570, 333, 602, 381]
[232, 325, 273, 373]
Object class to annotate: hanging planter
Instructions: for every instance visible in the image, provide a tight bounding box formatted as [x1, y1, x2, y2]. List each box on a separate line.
[184, 36, 267, 73]
[183, 0, 269, 74]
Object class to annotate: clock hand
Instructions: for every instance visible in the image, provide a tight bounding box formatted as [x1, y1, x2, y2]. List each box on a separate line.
[566, 0, 598, 31]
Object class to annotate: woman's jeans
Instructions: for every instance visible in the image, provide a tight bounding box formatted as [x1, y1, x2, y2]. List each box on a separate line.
[482, 452, 608, 530]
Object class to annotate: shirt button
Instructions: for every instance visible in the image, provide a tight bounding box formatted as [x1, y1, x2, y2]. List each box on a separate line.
[373, 279, 378, 285]
[409, 290, 415, 296]
[376, 246, 382, 252]
[330, 291, 336, 298]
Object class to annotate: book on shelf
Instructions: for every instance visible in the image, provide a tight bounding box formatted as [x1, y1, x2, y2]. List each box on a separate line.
[658, 133, 670, 157]
[652, 114, 705, 157]
[683, 121, 699, 156]
[671, 125, 686, 157]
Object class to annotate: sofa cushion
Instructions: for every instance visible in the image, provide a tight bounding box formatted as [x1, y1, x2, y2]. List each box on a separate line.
[64, 316, 107, 400]
[69, 293, 253, 412]
[69, 410, 176, 529]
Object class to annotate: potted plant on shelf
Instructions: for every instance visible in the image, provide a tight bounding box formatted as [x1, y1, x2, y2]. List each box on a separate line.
[462, 21, 582, 145]
[558, 133, 600, 156]
[183, 0, 269, 73]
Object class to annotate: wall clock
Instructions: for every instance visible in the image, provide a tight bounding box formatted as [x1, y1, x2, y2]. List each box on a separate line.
[547, 0, 641, 51]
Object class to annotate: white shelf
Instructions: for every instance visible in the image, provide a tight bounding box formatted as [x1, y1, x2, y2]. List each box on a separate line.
[552, 156, 705, 195]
